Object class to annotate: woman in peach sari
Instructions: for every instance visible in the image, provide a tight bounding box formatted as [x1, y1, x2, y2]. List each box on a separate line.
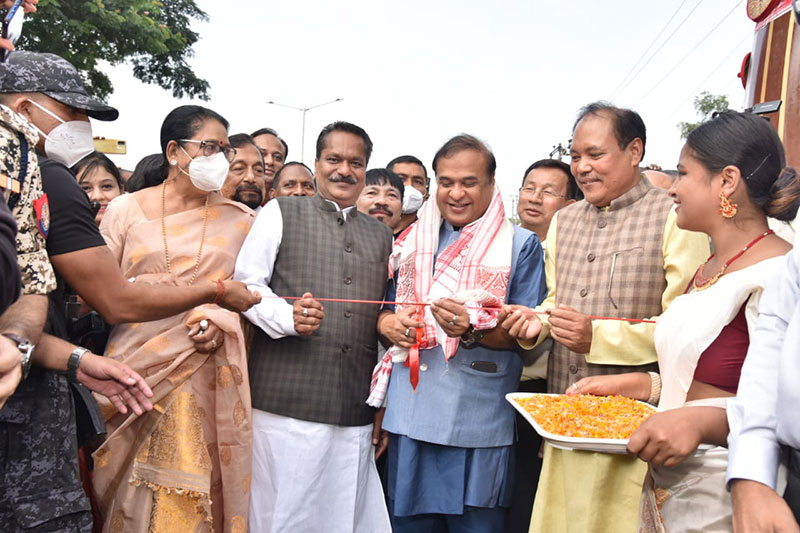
[91, 105, 254, 533]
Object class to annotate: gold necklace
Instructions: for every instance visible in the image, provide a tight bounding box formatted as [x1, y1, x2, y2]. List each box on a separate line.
[692, 230, 774, 291]
[161, 179, 209, 285]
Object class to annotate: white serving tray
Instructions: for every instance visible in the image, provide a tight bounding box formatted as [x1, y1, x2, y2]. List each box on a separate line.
[506, 392, 654, 454]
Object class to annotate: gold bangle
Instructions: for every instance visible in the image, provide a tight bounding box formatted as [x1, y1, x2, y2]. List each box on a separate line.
[647, 372, 661, 405]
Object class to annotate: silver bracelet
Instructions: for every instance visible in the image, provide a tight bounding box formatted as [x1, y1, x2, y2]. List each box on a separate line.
[67, 347, 89, 383]
[647, 371, 662, 405]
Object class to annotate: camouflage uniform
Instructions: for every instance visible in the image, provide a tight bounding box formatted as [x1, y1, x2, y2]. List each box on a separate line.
[0, 367, 93, 532]
[0, 97, 86, 531]
[0, 51, 119, 532]
[0, 104, 55, 295]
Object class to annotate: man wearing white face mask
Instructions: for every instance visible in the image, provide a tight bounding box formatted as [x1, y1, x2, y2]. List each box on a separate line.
[387, 155, 428, 236]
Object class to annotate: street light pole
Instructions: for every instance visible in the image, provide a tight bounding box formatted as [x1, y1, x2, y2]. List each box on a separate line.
[266, 98, 344, 162]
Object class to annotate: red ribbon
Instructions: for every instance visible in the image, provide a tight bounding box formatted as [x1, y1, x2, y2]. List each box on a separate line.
[404, 305, 426, 391]
[270, 295, 656, 324]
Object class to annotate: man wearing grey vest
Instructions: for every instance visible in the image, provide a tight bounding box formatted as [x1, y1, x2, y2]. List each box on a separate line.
[234, 122, 393, 532]
[502, 102, 710, 532]
[377, 135, 546, 532]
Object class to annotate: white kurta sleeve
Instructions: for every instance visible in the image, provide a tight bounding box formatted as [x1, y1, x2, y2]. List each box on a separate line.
[234, 200, 297, 338]
[726, 248, 799, 489]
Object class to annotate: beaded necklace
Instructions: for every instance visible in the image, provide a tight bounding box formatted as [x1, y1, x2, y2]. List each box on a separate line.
[692, 230, 774, 291]
[161, 179, 209, 285]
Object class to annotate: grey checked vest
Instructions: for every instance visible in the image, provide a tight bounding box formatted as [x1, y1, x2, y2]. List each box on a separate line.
[548, 178, 671, 393]
[249, 194, 392, 426]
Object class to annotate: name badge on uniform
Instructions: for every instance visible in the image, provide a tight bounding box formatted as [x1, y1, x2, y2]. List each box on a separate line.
[33, 193, 50, 239]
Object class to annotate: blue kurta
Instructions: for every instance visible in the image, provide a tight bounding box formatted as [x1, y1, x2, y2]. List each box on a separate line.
[384, 222, 546, 517]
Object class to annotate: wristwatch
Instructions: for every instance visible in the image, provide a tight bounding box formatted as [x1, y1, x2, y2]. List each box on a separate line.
[67, 347, 89, 383]
[2, 333, 34, 380]
[460, 325, 486, 347]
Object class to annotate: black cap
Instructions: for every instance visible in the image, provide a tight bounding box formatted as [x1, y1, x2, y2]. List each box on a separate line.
[0, 51, 118, 121]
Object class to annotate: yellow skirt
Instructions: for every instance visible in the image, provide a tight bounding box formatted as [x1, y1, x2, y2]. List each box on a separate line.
[529, 443, 647, 533]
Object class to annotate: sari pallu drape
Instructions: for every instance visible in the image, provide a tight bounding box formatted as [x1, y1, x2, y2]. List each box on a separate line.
[92, 194, 253, 533]
[638, 257, 785, 533]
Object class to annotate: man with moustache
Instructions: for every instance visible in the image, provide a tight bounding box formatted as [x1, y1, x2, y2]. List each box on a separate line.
[387, 155, 428, 234]
[357, 168, 404, 234]
[375, 135, 546, 532]
[502, 102, 709, 532]
[269, 161, 315, 199]
[235, 121, 393, 532]
[221, 133, 266, 211]
[251, 127, 287, 199]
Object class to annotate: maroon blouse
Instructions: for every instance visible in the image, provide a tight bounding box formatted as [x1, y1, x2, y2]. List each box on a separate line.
[692, 303, 749, 394]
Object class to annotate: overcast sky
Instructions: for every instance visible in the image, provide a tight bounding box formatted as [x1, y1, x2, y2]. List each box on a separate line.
[91, 0, 755, 202]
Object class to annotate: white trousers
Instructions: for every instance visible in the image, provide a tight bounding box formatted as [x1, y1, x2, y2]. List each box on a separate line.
[249, 409, 391, 533]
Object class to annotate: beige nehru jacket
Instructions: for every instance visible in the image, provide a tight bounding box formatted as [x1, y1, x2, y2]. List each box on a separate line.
[522, 178, 709, 393]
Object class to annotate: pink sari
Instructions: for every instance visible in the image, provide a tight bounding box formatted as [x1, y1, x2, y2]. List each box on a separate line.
[92, 193, 254, 533]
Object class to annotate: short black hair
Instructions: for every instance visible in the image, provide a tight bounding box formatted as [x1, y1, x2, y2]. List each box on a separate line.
[251, 127, 289, 158]
[273, 161, 313, 190]
[432, 134, 496, 179]
[229, 133, 264, 166]
[573, 101, 647, 161]
[72, 151, 122, 189]
[387, 155, 427, 177]
[521, 159, 583, 201]
[315, 121, 373, 163]
[365, 168, 404, 203]
[388, 154, 429, 190]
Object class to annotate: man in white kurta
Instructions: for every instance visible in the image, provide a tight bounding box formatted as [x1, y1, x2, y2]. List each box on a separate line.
[234, 122, 392, 532]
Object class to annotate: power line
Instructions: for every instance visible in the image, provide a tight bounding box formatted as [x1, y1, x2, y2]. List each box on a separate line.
[612, 0, 708, 101]
[668, 32, 752, 115]
[633, 0, 744, 107]
[609, 0, 690, 101]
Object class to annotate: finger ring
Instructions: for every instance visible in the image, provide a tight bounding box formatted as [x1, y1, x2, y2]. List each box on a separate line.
[199, 319, 209, 331]
[303, 308, 309, 318]
[404, 328, 411, 337]
[572, 383, 579, 390]
[449, 314, 457, 326]
[211, 339, 218, 350]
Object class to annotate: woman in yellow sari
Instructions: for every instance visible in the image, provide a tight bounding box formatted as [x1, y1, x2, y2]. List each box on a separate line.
[92, 105, 255, 533]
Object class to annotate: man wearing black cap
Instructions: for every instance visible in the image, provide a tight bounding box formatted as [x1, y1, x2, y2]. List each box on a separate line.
[0, 51, 259, 531]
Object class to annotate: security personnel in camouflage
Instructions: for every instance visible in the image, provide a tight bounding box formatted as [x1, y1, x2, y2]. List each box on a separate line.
[0, 103, 55, 296]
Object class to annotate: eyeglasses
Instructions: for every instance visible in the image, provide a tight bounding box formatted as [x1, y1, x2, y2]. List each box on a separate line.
[179, 139, 237, 163]
[519, 186, 565, 199]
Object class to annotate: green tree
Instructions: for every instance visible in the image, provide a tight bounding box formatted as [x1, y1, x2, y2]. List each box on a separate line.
[18, 0, 210, 101]
[678, 91, 730, 139]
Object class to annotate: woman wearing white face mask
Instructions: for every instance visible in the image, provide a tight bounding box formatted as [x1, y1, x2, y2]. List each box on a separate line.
[92, 105, 255, 532]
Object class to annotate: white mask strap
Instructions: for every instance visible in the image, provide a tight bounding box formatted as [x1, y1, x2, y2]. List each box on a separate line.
[26, 98, 68, 125]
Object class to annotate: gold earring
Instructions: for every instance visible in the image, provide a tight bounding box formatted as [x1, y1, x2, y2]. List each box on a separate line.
[719, 192, 737, 218]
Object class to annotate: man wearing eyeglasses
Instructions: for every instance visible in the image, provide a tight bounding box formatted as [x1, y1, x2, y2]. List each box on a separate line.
[507, 158, 581, 533]
[501, 102, 709, 532]
[517, 159, 581, 241]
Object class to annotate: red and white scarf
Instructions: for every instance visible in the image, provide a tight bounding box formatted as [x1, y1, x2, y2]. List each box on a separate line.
[367, 187, 514, 406]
